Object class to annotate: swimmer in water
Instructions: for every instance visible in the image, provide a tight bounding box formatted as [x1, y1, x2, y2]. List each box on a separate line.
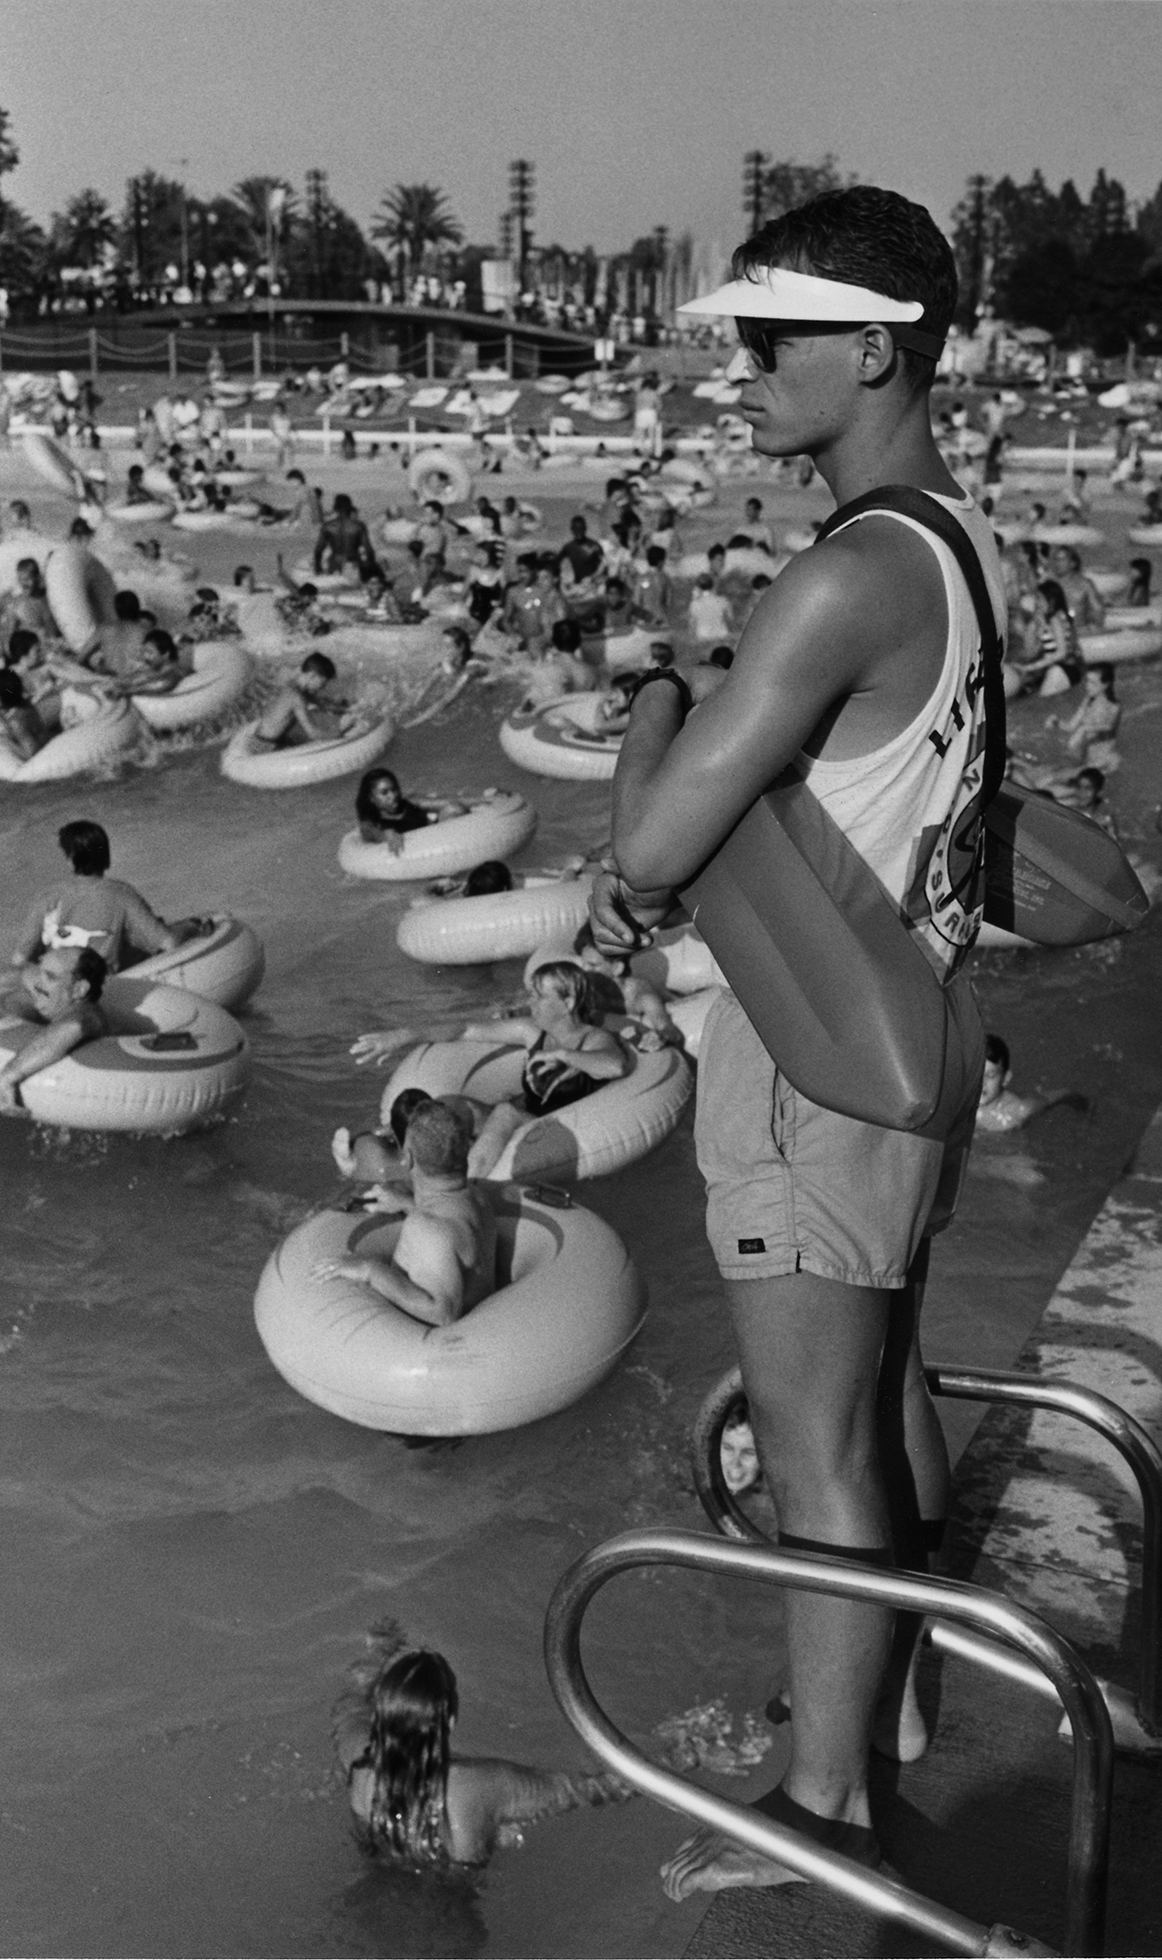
[353, 769, 467, 851]
[332, 1642, 631, 1866]
[720, 1409, 762, 1495]
[0, 946, 108, 1113]
[313, 1100, 497, 1327]
[253, 652, 356, 749]
[332, 1086, 485, 1186]
[10, 819, 211, 973]
[0, 668, 48, 759]
[975, 1033, 1086, 1133]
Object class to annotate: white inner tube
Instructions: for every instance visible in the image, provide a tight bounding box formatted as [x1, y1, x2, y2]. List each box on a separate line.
[499, 694, 622, 781]
[408, 448, 472, 506]
[126, 915, 265, 1011]
[253, 1190, 645, 1435]
[1128, 526, 1162, 548]
[221, 716, 393, 789]
[1078, 626, 1162, 664]
[0, 689, 139, 784]
[0, 975, 249, 1133]
[132, 641, 253, 731]
[104, 499, 175, 527]
[1029, 524, 1105, 548]
[398, 873, 595, 965]
[380, 1038, 692, 1183]
[338, 791, 536, 882]
[22, 430, 85, 497]
[44, 544, 119, 652]
[1104, 602, 1162, 629]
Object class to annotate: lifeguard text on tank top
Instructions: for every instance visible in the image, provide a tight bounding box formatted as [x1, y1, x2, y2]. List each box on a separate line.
[794, 494, 1007, 982]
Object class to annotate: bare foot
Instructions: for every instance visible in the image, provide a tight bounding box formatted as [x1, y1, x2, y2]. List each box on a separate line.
[660, 1827, 806, 1901]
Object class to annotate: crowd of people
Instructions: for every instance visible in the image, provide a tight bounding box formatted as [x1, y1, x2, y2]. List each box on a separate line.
[3, 180, 1159, 1917]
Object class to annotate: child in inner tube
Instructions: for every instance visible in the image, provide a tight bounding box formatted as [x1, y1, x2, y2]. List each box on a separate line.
[332, 1636, 631, 1868]
[252, 652, 356, 749]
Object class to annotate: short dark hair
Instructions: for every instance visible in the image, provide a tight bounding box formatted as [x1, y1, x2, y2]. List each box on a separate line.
[113, 590, 142, 622]
[551, 618, 582, 654]
[143, 629, 177, 659]
[984, 1033, 1010, 1072]
[646, 545, 666, 567]
[71, 946, 107, 1002]
[708, 645, 734, 670]
[233, 565, 254, 585]
[0, 669, 26, 707]
[59, 819, 111, 876]
[463, 860, 513, 896]
[334, 493, 354, 515]
[301, 651, 336, 682]
[7, 628, 39, 663]
[388, 1087, 433, 1147]
[733, 184, 957, 393]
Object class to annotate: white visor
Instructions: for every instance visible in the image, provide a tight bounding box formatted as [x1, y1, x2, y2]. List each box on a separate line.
[680, 265, 924, 324]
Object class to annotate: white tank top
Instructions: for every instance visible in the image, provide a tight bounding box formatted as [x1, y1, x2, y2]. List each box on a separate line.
[795, 491, 1006, 980]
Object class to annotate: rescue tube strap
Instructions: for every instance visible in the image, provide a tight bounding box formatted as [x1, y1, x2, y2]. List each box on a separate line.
[813, 483, 1007, 808]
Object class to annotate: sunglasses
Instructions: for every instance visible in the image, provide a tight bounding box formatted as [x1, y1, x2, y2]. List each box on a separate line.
[735, 317, 901, 371]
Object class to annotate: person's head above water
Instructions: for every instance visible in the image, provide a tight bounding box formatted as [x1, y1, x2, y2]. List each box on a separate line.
[0, 669, 28, 708]
[333, 493, 354, 517]
[530, 958, 601, 1026]
[680, 183, 956, 402]
[58, 818, 110, 877]
[26, 944, 107, 1017]
[113, 590, 142, 623]
[403, 1099, 470, 1178]
[356, 768, 402, 821]
[462, 860, 512, 897]
[300, 651, 336, 688]
[361, 1647, 459, 1858]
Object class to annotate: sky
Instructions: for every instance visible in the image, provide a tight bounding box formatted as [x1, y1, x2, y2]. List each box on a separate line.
[6, 1, 1162, 257]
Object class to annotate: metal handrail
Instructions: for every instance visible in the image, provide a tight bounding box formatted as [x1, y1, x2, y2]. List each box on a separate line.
[926, 1364, 1162, 1740]
[545, 1527, 1111, 1955]
[691, 1363, 1162, 1751]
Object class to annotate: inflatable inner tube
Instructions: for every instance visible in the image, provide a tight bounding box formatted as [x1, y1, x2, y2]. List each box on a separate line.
[1103, 603, 1162, 629]
[23, 430, 85, 497]
[1030, 524, 1105, 548]
[398, 873, 595, 966]
[45, 544, 118, 652]
[125, 915, 265, 1011]
[409, 448, 472, 507]
[104, 499, 175, 527]
[499, 694, 622, 781]
[132, 640, 253, 731]
[0, 689, 139, 784]
[0, 975, 249, 1133]
[222, 716, 393, 789]
[1128, 526, 1162, 548]
[381, 1037, 692, 1184]
[253, 1190, 645, 1434]
[1078, 627, 1162, 664]
[338, 791, 536, 882]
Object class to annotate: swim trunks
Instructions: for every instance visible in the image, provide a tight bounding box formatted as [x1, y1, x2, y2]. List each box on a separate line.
[694, 985, 978, 1287]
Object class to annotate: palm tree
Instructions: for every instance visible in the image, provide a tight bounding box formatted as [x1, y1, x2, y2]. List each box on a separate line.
[230, 176, 297, 274]
[0, 106, 19, 237]
[371, 183, 462, 299]
[57, 188, 117, 269]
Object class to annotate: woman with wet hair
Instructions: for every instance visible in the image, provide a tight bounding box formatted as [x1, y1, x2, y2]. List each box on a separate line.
[334, 1643, 630, 1867]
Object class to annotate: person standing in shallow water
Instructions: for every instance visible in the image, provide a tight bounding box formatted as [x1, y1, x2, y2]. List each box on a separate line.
[590, 184, 1005, 1897]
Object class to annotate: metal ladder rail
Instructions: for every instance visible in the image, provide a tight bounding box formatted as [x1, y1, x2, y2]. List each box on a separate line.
[544, 1527, 1112, 1957]
[691, 1364, 1162, 1755]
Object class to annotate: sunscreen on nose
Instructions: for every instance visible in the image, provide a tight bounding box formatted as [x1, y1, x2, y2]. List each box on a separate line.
[724, 347, 753, 384]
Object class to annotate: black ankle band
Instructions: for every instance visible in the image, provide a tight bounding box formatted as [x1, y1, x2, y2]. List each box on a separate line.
[777, 1532, 894, 1568]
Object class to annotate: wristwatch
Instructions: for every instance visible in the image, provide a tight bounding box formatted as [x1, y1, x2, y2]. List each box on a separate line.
[628, 667, 694, 719]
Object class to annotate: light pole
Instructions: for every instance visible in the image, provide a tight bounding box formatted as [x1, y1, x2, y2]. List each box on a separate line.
[266, 183, 287, 346]
[743, 150, 769, 234]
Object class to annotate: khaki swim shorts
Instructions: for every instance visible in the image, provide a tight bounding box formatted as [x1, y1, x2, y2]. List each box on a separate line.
[694, 988, 979, 1289]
